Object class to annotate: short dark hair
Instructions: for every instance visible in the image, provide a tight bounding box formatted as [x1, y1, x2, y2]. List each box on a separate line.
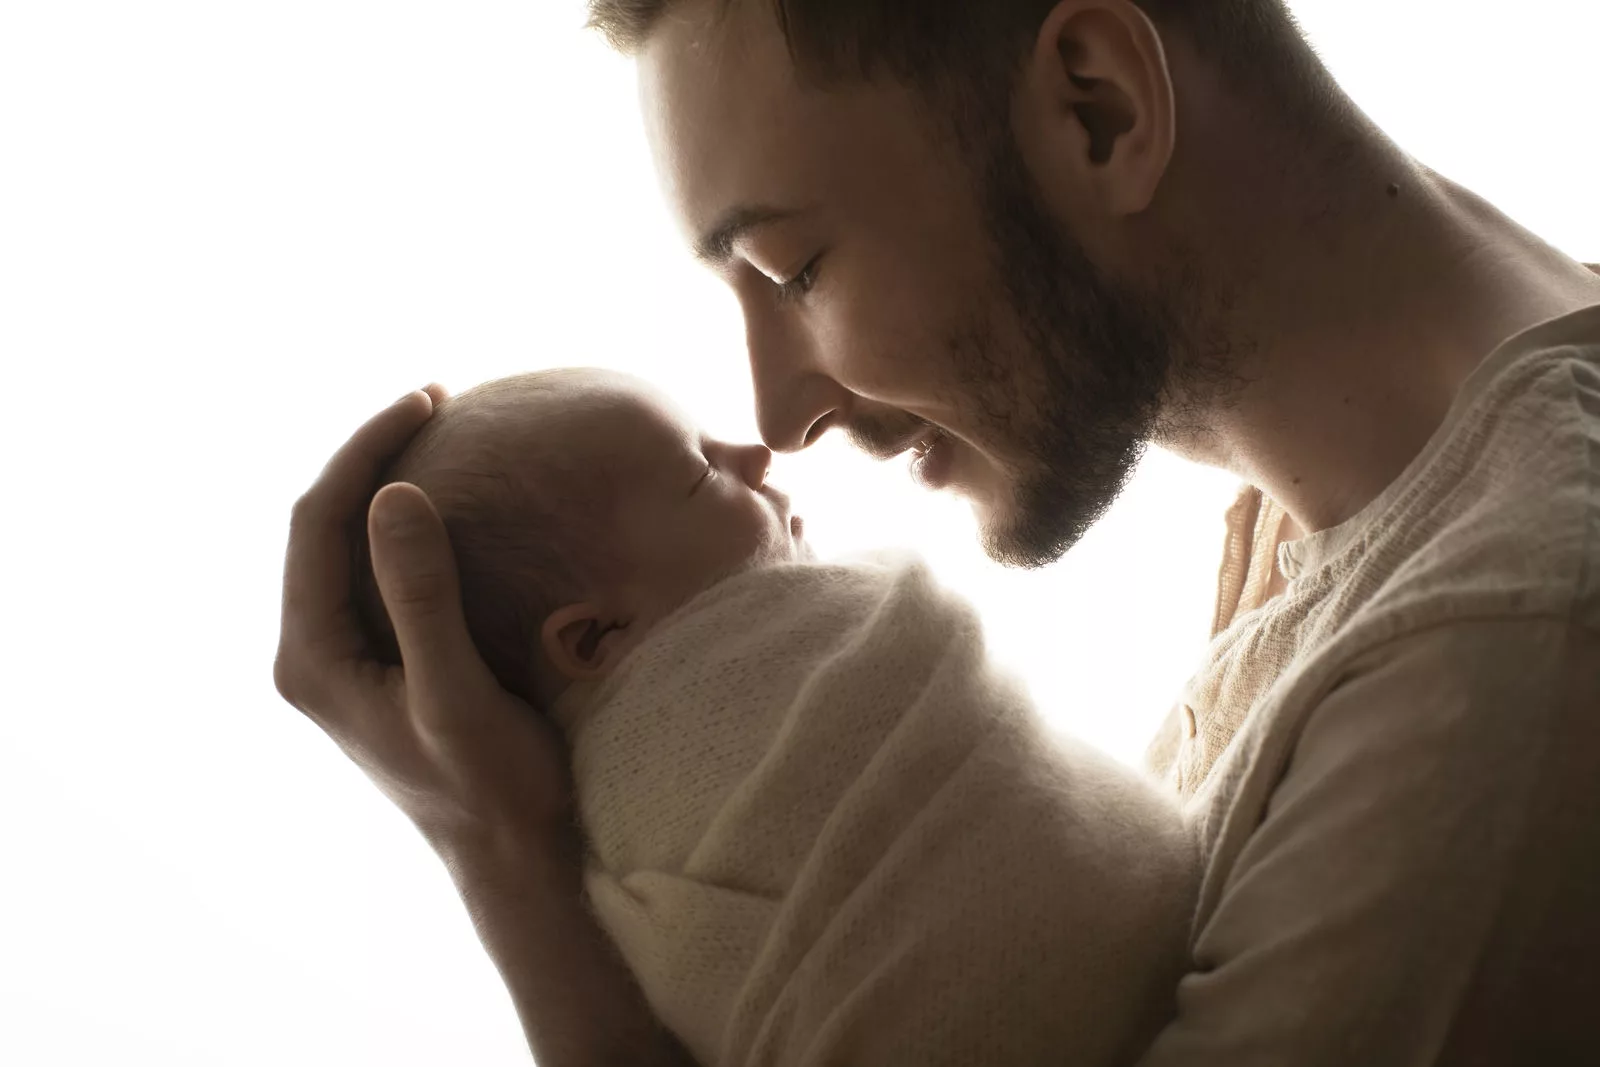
[587, 0, 1332, 113]
[353, 372, 614, 707]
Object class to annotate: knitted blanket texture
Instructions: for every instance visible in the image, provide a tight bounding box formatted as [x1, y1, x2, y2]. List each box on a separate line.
[557, 553, 1197, 1067]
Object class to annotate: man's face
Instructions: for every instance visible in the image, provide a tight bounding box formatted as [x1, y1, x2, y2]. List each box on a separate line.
[639, 0, 1179, 567]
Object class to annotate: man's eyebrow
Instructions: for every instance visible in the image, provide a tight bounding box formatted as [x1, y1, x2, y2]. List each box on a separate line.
[693, 205, 800, 266]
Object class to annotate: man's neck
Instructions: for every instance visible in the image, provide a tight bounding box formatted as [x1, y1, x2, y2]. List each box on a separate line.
[1166, 121, 1600, 535]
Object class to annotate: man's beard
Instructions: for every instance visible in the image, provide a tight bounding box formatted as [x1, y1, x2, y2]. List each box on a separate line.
[958, 131, 1189, 569]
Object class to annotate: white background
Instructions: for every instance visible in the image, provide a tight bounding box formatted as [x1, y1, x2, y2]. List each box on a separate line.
[1, 1, 1594, 1063]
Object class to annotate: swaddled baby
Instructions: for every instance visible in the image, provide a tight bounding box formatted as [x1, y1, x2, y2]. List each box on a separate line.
[358, 369, 1197, 1067]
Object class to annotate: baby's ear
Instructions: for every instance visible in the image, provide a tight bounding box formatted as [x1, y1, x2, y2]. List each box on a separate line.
[540, 603, 632, 682]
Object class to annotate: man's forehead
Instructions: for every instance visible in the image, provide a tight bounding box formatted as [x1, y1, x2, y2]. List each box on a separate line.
[636, 0, 837, 241]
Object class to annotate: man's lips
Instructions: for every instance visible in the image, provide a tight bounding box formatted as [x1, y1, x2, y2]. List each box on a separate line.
[842, 418, 959, 488]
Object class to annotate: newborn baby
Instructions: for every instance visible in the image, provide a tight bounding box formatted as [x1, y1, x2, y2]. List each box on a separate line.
[358, 369, 1197, 1067]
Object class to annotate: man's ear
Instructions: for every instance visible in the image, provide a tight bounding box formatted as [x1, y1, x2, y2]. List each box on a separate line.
[540, 602, 633, 682]
[1013, 0, 1176, 220]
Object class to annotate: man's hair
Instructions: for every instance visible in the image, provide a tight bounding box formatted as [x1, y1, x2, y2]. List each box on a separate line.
[587, 0, 1332, 114]
[353, 372, 614, 707]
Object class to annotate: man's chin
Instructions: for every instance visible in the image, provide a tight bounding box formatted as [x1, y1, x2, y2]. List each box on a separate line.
[978, 524, 1062, 570]
[975, 480, 1108, 570]
[969, 502, 1053, 570]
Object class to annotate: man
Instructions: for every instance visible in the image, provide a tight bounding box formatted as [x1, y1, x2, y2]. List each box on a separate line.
[274, 0, 1600, 1063]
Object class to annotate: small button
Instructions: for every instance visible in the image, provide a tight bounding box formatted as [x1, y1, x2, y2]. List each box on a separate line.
[1182, 704, 1199, 739]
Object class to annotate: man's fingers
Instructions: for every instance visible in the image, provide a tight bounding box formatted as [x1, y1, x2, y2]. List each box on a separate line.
[368, 482, 496, 712]
[277, 389, 438, 704]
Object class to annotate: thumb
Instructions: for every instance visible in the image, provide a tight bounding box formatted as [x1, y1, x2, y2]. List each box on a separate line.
[368, 482, 496, 703]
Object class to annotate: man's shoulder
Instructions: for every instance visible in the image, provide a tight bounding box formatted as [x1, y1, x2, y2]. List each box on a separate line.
[1268, 306, 1600, 715]
[1159, 307, 1600, 792]
[1174, 306, 1600, 914]
[1359, 305, 1600, 630]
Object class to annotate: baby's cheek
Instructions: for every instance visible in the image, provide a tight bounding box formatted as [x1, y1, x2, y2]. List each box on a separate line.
[734, 509, 770, 555]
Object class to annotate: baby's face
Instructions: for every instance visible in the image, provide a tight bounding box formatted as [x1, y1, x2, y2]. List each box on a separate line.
[365, 370, 808, 706]
[557, 375, 807, 613]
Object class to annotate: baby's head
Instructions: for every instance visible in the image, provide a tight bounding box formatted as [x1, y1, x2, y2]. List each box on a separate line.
[356, 369, 805, 708]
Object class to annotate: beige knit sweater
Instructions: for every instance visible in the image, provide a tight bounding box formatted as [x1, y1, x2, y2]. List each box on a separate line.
[555, 553, 1197, 1067]
[1134, 304, 1600, 1064]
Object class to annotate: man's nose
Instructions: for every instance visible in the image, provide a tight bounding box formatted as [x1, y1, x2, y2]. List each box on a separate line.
[745, 310, 849, 453]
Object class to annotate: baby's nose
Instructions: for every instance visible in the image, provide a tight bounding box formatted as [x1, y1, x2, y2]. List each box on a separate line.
[731, 443, 773, 491]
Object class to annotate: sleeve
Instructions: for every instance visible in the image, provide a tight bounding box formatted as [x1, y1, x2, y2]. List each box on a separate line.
[1135, 617, 1600, 1067]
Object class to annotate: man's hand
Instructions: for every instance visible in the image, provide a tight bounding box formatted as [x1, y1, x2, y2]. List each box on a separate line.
[273, 388, 693, 1066]
[274, 387, 568, 855]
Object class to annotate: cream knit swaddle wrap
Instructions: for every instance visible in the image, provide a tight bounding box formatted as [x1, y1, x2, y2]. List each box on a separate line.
[556, 553, 1196, 1067]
